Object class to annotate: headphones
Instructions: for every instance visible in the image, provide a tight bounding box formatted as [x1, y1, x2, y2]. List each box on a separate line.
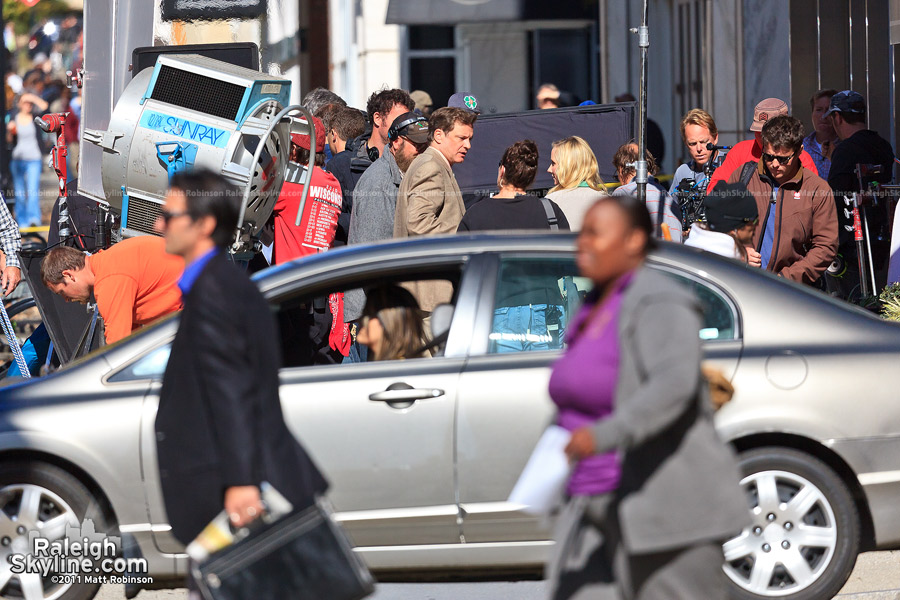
[366, 145, 380, 162]
[388, 115, 426, 142]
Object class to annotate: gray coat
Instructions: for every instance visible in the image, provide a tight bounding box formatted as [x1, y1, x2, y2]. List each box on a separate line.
[345, 148, 403, 321]
[590, 267, 750, 554]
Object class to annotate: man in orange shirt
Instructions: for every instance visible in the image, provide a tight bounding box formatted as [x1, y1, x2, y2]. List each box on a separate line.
[41, 236, 184, 343]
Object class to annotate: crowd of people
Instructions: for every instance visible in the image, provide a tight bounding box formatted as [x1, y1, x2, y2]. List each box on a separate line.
[667, 90, 895, 299]
[1, 67, 897, 597]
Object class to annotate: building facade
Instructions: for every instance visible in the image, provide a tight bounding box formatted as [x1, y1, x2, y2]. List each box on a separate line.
[325, 0, 895, 175]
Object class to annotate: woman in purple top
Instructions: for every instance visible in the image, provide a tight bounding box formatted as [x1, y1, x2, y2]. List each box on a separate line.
[547, 195, 748, 599]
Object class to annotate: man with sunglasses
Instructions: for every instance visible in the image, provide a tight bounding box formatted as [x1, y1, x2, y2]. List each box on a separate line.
[728, 115, 838, 285]
[707, 98, 819, 192]
[152, 171, 328, 595]
[343, 112, 430, 362]
[41, 235, 184, 344]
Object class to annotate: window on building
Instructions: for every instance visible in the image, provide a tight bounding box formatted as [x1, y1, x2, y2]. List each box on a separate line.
[404, 25, 457, 109]
[530, 27, 599, 108]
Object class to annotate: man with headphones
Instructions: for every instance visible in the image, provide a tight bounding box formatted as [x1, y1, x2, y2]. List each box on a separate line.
[326, 89, 415, 246]
[342, 112, 430, 358]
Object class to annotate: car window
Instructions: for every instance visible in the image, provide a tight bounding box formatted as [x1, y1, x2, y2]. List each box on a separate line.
[488, 258, 590, 354]
[665, 273, 738, 341]
[487, 257, 737, 354]
[107, 344, 171, 383]
[274, 268, 463, 368]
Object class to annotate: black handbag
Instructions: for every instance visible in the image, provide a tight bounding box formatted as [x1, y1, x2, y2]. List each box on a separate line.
[192, 500, 375, 600]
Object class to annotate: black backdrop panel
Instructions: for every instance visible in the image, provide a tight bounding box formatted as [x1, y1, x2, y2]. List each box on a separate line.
[454, 103, 635, 196]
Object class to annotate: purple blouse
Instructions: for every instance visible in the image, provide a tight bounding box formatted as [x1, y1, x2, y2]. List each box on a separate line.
[548, 272, 634, 496]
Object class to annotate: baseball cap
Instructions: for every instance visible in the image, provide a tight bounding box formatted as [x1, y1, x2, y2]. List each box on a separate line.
[389, 112, 430, 144]
[703, 182, 758, 233]
[750, 98, 789, 132]
[448, 92, 481, 114]
[291, 115, 326, 153]
[824, 90, 866, 117]
[410, 90, 433, 112]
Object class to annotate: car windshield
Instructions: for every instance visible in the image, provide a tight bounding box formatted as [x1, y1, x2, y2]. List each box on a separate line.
[56, 311, 181, 373]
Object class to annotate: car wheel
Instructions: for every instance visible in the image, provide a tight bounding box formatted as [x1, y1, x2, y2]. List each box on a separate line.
[724, 447, 860, 600]
[0, 461, 107, 600]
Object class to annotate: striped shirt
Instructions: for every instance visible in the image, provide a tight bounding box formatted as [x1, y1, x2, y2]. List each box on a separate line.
[0, 196, 21, 269]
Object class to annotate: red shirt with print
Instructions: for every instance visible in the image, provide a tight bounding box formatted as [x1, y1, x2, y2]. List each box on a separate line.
[272, 164, 342, 265]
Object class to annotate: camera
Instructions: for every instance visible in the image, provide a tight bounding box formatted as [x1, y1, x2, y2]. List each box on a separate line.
[674, 178, 707, 231]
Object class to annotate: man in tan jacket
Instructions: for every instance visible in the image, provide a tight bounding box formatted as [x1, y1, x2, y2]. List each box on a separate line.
[728, 115, 838, 285]
[394, 107, 475, 239]
[394, 107, 476, 312]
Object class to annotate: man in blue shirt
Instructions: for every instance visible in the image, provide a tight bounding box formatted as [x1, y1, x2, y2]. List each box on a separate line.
[152, 170, 327, 560]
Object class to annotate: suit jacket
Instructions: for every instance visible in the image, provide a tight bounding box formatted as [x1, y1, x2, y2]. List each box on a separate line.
[155, 254, 328, 545]
[393, 146, 465, 312]
[589, 267, 750, 554]
[393, 146, 465, 238]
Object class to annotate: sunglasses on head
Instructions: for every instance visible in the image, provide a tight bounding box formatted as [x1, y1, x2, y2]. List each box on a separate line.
[762, 151, 795, 164]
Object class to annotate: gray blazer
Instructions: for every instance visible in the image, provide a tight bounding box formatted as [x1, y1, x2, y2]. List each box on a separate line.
[589, 267, 750, 554]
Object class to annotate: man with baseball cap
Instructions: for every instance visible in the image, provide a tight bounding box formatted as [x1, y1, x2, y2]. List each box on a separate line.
[707, 97, 819, 191]
[448, 91, 481, 114]
[410, 90, 433, 117]
[727, 115, 837, 285]
[685, 182, 759, 261]
[343, 112, 430, 361]
[825, 90, 895, 299]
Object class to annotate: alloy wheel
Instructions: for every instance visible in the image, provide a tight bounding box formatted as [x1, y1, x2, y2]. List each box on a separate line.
[723, 469, 838, 596]
[0, 483, 81, 600]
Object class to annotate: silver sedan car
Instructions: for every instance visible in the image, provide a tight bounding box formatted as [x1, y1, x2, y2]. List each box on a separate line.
[1, 233, 899, 600]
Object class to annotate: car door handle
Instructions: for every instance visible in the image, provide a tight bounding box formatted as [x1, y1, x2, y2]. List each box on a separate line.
[369, 387, 445, 403]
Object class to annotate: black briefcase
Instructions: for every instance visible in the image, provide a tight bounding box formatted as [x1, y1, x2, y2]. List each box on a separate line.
[192, 501, 375, 600]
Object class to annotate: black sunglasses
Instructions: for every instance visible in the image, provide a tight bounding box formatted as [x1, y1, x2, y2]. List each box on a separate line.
[158, 209, 189, 225]
[762, 151, 795, 164]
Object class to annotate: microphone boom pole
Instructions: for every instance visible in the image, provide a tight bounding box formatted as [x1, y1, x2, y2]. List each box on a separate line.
[632, 0, 650, 204]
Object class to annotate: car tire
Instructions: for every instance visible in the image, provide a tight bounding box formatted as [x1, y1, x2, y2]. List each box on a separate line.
[0, 461, 108, 600]
[724, 447, 860, 600]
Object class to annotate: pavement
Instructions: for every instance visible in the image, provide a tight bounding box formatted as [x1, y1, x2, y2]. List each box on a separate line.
[93, 550, 900, 600]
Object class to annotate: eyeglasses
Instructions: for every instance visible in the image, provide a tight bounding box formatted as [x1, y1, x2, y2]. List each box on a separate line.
[158, 210, 189, 225]
[762, 151, 795, 165]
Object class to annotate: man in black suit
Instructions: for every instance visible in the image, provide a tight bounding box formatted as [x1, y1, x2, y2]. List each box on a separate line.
[154, 169, 328, 546]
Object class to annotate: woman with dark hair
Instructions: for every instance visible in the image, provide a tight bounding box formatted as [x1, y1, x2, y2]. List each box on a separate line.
[357, 284, 426, 361]
[547, 194, 749, 599]
[457, 139, 569, 232]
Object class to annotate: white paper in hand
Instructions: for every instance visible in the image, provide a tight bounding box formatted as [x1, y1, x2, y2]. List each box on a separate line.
[508, 425, 571, 515]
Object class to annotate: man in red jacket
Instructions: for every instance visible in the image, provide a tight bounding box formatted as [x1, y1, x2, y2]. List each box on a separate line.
[707, 98, 819, 191]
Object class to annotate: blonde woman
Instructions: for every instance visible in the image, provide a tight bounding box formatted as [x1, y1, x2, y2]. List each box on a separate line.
[545, 136, 608, 230]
